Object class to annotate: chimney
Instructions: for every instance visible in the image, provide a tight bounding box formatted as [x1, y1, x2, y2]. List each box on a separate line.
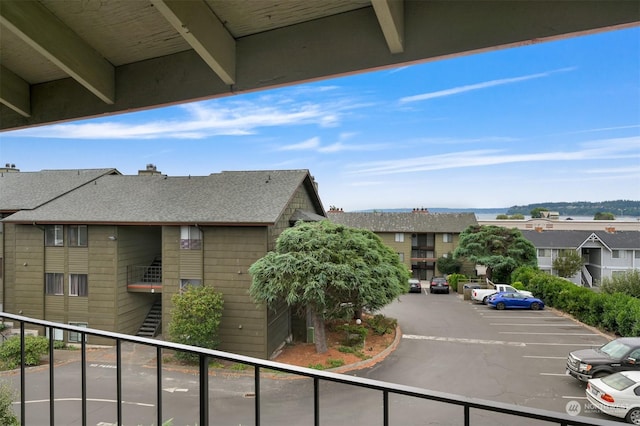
[0, 163, 19, 173]
[412, 207, 429, 214]
[138, 163, 163, 176]
[327, 206, 344, 213]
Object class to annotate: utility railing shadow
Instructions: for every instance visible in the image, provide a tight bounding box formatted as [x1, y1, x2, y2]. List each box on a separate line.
[0, 312, 619, 426]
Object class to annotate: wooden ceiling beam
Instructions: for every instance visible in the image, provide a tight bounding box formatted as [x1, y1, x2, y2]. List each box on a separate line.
[0, 65, 30, 117]
[372, 0, 404, 54]
[0, 0, 115, 104]
[151, 0, 236, 85]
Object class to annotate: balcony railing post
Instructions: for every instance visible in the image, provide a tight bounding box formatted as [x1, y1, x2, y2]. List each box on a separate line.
[157, 346, 163, 426]
[49, 329, 55, 426]
[81, 335, 87, 426]
[117, 339, 122, 425]
[383, 390, 389, 426]
[20, 322, 25, 426]
[254, 366, 260, 426]
[314, 377, 320, 426]
[199, 354, 209, 426]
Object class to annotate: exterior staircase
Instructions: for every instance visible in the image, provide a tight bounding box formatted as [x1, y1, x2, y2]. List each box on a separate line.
[137, 300, 162, 338]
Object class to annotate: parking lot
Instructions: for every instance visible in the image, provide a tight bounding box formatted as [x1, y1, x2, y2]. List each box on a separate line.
[376, 286, 616, 423]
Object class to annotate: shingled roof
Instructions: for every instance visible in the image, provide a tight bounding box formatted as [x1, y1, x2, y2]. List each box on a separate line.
[0, 168, 119, 212]
[327, 211, 477, 233]
[522, 230, 640, 250]
[3, 169, 324, 225]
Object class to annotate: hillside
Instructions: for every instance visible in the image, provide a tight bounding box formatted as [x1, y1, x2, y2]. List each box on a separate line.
[506, 200, 640, 217]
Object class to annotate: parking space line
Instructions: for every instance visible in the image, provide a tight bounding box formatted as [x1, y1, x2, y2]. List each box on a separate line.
[402, 334, 525, 347]
[540, 373, 571, 376]
[482, 316, 562, 319]
[500, 332, 598, 336]
[524, 356, 567, 359]
[489, 323, 580, 327]
[526, 342, 606, 346]
[562, 396, 587, 400]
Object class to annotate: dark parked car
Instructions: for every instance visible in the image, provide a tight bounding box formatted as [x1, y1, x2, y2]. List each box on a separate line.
[408, 278, 422, 293]
[429, 277, 449, 294]
[567, 337, 640, 382]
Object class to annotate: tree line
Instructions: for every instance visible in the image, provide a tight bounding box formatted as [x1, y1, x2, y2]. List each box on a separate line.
[506, 200, 640, 217]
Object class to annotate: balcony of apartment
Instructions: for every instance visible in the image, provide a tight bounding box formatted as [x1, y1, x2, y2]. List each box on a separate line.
[410, 249, 436, 263]
[127, 259, 162, 293]
[0, 312, 616, 426]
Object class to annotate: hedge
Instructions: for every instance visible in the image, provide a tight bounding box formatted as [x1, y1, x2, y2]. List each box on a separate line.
[511, 266, 640, 337]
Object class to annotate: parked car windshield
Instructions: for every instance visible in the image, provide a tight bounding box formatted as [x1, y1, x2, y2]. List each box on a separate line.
[599, 340, 632, 358]
[601, 372, 637, 391]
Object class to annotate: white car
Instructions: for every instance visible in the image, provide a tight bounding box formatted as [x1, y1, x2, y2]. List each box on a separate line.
[586, 370, 640, 424]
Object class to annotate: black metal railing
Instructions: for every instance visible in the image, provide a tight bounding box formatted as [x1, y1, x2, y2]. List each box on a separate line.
[0, 312, 620, 426]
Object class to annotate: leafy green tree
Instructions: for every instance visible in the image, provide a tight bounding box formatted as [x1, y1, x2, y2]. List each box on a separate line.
[552, 250, 583, 278]
[0, 382, 18, 426]
[0, 335, 49, 370]
[594, 211, 615, 220]
[509, 214, 525, 220]
[601, 270, 640, 298]
[453, 225, 537, 283]
[436, 253, 461, 275]
[168, 285, 224, 362]
[530, 207, 549, 218]
[495, 214, 509, 220]
[249, 221, 409, 354]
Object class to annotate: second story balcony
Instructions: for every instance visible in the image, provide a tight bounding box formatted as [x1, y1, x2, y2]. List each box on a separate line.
[127, 263, 162, 293]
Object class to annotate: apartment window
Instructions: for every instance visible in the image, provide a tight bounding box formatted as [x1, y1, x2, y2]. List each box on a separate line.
[394, 233, 404, 243]
[635, 250, 640, 259]
[442, 234, 453, 243]
[69, 274, 88, 297]
[612, 250, 626, 259]
[67, 225, 88, 247]
[397, 252, 404, 262]
[45, 273, 64, 295]
[46, 327, 64, 341]
[45, 225, 64, 246]
[180, 226, 202, 250]
[538, 249, 551, 258]
[180, 279, 202, 293]
[68, 322, 88, 343]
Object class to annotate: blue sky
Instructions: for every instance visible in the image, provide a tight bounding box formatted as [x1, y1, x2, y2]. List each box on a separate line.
[1, 27, 638, 211]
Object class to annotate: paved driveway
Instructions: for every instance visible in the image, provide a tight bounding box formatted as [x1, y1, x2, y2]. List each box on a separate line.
[369, 289, 614, 423]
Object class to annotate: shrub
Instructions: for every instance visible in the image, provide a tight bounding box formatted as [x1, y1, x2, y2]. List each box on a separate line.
[326, 359, 345, 368]
[511, 281, 524, 290]
[0, 335, 49, 370]
[0, 382, 18, 426]
[168, 285, 224, 363]
[366, 314, 396, 336]
[518, 268, 639, 337]
[510, 266, 540, 288]
[336, 324, 367, 347]
[447, 274, 467, 292]
[601, 270, 640, 298]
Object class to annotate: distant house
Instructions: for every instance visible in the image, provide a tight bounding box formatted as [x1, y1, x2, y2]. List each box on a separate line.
[521, 230, 640, 287]
[327, 208, 477, 280]
[1, 167, 325, 359]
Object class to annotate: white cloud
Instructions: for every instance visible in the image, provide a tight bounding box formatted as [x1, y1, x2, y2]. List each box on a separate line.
[278, 137, 321, 151]
[399, 68, 576, 104]
[346, 136, 640, 176]
[5, 97, 352, 140]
